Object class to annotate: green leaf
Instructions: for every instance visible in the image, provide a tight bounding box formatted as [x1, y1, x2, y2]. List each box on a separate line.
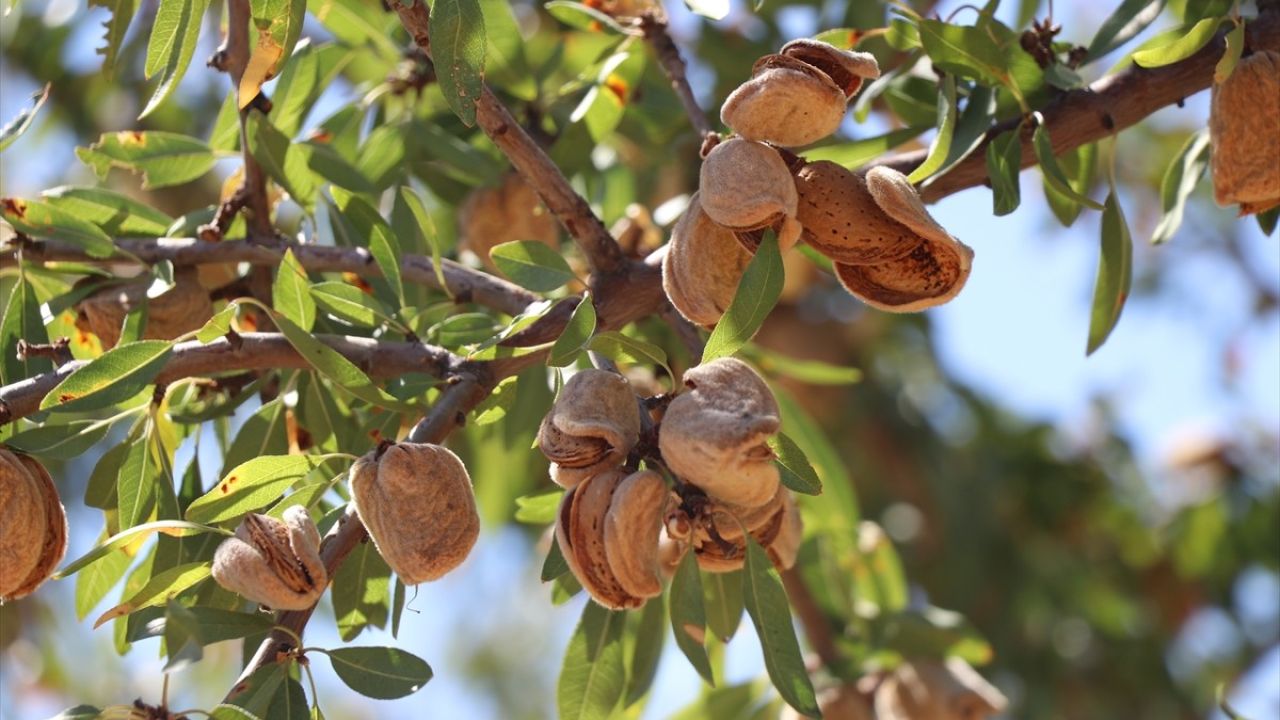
[489, 240, 577, 292]
[768, 432, 822, 495]
[515, 490, 563, 524]
[558, 601, 626, 720]
[77, 131, 215, 189]
[5, 418, 116, 459]
[1257, 206, 1279, 237]
[40, 340, 172, 413]
[1, 276, 51, 386]
[163, 598, 204, 672]
[268, 679, 310, 720]
[985, 126, 1022, 216]
[74, 538, 132, 620]
[330, 188, 404, 308]
[86, 0, 135, 75]
[1132, 17, 1222, 68]
[1033, 118, 1104, 211]
[702, 233, 783, 363]
[93, 562, 211, 628]
[1152, 129, 1211, 244]
[854, 522, 909, 612]
[917, 19, 1008, 86]
[185, 455, 334, 524]
[137, 605, 276, 645]
[542, 540, 571, 582]
[1214, 20, 1245, 83]
[623, 597, 667, 707]
[429, 0, 487, 126]
[545, 1, 628, 33]
[1086, 0, 1165, 62]
[1086, 191, 1134, 355]
[224, 663, 288, 717]
[273, 249, 317, 331]
[41, 186, 173, 237]
[702, 570, 744, 643]
[247, 114, 318, 210]
[271, 311, 416, 410]
[683, 0, 729, 20]
[140, 0, 211, 118]
[399, 187, 451, 296]
[2, 197, 117, 257]
[49, 705, 104, 720]
[57, 520, 220, 578]
[905, 75, 957, 183]
[572, 51, 646, 142]
[117, 431, 161, 529]
[196, 304, 238, 343]
[311, 282, 393, 328]
[549, 296, 598, 367]
[1043, 143, 1097, 227]
[326, 646, 433, 699]
[0, 83, 50, 153]
[804, 127, 929, 168]
[669, 551, 715, 685]
[472, 375, 518, 425]
[333, 540, 391, 641]
[239, 0, 308, 106]
[588, 331, 672, 379]
[747, 348, 860, 386]
[742, 539, 818, 717]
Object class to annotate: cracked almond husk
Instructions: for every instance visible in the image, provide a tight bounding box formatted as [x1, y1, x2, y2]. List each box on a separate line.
[538, 369, 641, 488]
[661, 192, 754, 328]
[211, 506, 326, 611]
[875, 658, 1008, 720]
[75, 268, 214, 350]
[556, 468, 668, 609]
[779, 39, 881, 98]
[458, 171, 560, 269]
[0, 449, 67, 602]
[722, 55, 849, 149]
[659, 358, 781, 509]
[1210, 50, 1280, 215]
[825, 166, 973, 312]
[350, 442, 480, 585]
[698, 138, 800, 244]
[693, 488, 799, 573]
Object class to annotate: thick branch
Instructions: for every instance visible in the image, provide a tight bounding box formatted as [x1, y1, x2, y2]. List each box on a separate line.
[11, 238, 539, 316]
[640, 12, 715, 139]
[392, 2, 627, 277]
[0, 333, 455, 424]
[879, 8, 1280, 202]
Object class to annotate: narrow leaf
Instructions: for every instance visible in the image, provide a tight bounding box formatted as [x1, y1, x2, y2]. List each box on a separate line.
[1132, 17, 1222, 68]
[94, 562, 211, 628]
[1086, 0, 1165, 62]
[1033, 118, 1104, 211]
[1214, 20, 1245, 83]
[905, 74, 957, 183]
[742, 539, 818, 717]
[549, 296, 597, 367]
[1086, 191, 1134, 355]
[702, 570, 744, 643]
[239, 0, 307, 107]
[768, 432, 822, 495]
[57, 521, 223, 578]
[669, 551, 715, 685]
[40, 340, 172, 413]
[2, 198, 117, 257]
[985, 126, 1022, 216]
[558, 601, 626, 720]
[623, 598, 667, 707]
[702, 233, 783, 363]
[0, 83, 50, 153]
[490, 240, 577, 292]
[271, 311, 416, 410]
[77, 131, 215, 189]
[1152, 129, 1211, 244]
[273, 248, 317, 331]
[1, 276, 51, 385]
[429, 0, 487, 126]
[185, 455, 334, 524]
[140, 0, 211, 118]
[327, 646, 433, 699]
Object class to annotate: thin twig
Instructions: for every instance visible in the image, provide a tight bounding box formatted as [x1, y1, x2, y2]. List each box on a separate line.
[392, 3, 627, 277]
[15, 338, 73, 367]
[639, 11, 715, 140]
[222, 0, 274, 239]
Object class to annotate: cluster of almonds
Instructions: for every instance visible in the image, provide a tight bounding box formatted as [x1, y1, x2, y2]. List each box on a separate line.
[663, 39, 974, 324]
[780, 657, 1008, 720]
[0, 449, 68, 602]
[537, 359, 801, 609]
[212, 442, 480, 610]
[75, 268, 214, 350]
[1209, 49, 1280, 215]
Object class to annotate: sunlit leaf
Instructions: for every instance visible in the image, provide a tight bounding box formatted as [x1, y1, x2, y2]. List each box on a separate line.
[0, 83, 50, 153]
[239, 0, 307, 107]
[669, 551, 714, 685]
[1086, 190, 1133, 355]
[548, 296, 597, 367]
[40, 340, 172, 413]
[742, 539, 818, 717]
[429, 0, 487, 126]
[905, 74, 957, 183]
[1132, 17, 1222, 68]
[326, 646, 433, 699]
[94, 562, 211, 628]
[703, 233, 783, 363]
[1151, 129, 1211, 244]
[140, 0, 211, 118]
[77, 131, 216, 189]
[558, 601, 626, 720]
[185, 455, 335, 524]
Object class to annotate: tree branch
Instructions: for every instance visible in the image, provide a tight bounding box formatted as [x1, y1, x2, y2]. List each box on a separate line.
[217, 0, 274, 238]
[640, 11, 715, 140]
[392, 2, 628, 277]
[10, 237, 539, 316]
[879, 7, 1280, 202]
[0, 333, 456, 424]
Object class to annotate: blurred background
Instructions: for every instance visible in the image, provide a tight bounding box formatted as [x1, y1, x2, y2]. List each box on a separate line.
[1, 0, 1277, 718]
